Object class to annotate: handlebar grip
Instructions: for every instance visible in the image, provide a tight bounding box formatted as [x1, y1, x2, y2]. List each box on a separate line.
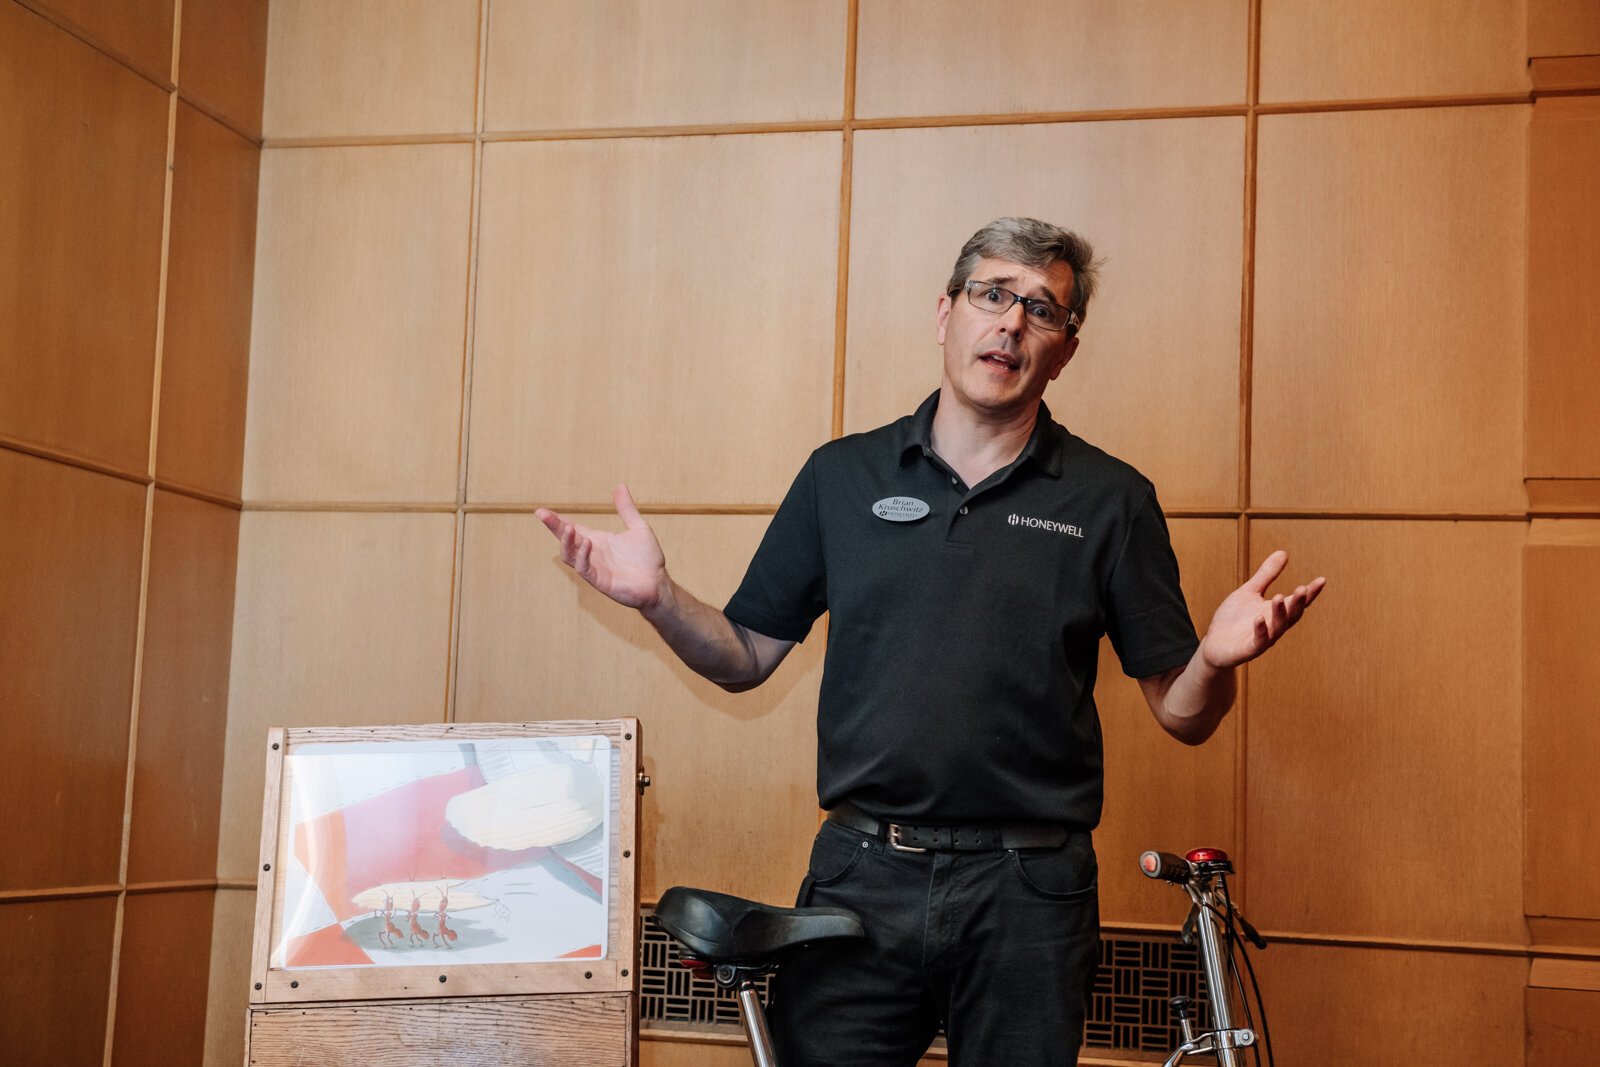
[1139, 849, 1192, 884]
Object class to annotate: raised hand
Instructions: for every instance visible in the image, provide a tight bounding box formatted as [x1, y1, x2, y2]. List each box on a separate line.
[1200, 550, 1326, 670]
[536, 484, 669, 611]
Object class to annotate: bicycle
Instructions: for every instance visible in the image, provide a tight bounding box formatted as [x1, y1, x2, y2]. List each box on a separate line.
[1138, 846, 1274, 1067]
[656, 844, 1274, 1067]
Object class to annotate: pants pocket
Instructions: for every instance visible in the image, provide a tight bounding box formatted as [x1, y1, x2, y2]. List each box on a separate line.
[806, 821, 869, 887]
[1008, 837, 1098, 901]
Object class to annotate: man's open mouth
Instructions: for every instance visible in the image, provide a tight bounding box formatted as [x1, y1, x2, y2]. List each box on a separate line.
[981, 352, 1019, 371]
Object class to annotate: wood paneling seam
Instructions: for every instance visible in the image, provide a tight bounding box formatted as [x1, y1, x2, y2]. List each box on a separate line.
[0, 884, 125, 903]
[0, 441, 244, 509]
[175, 90, 263, 148]
[102, 66, 182, 1065]
[151, 477, 242, 510]
[446, 502, 467, 722]
[263, 133, 478, 149]
[255, 95, 1536, 152]
[232, 502, 1537, 522]
[0, 437, 148, 486]
[1232, 0, 1263, 903]
[445, 0, 493, 726]
[1254, 93, 1531, 115]
[831, 0, 858, 441]
[240, 501, 461, 513]
[145, 93, 179, 480]
[1245, 510, 1530, 522]
[225, 508, 1536, 527]
[12, 0, 175, 93]
[125, 878, 222, 895]
[1103, 922, 1558, 959]
[1234, 514, 1251, 912]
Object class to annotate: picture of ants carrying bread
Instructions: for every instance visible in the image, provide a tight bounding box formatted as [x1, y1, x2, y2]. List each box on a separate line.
[271, 736, 612, 970]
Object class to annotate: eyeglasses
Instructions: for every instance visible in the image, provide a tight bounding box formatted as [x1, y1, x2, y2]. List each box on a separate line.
[958, 280, 1081, 335]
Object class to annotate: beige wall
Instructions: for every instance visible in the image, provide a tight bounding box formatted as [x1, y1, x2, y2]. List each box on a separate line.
[0, 1, 266, 1065]
[196, 1, 1600, 1065]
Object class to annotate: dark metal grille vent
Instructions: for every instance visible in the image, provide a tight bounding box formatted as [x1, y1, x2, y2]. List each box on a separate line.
[641, 908, 1210, 1056]
[639, 909, 770, 1029]
[1084, 934, 1213, 1052]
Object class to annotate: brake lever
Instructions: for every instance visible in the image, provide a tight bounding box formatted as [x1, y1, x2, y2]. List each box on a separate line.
[1231, 903, 1267, 949]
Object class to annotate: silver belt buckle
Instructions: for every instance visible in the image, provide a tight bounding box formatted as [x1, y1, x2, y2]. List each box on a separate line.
[888, 824, 929, 853]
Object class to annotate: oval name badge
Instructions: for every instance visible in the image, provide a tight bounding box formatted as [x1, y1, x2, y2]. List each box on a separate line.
[872, 496, 930, 522]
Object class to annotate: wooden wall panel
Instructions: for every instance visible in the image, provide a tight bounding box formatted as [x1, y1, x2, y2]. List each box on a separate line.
[0, 3, 167, 472]
[1527, 98, 1600, 480]
[485, 0, 848, 131]
[469, 134, 839, 506]
[1251, 943, 1525, 1065]
[178, 0, 268, 139]
[1253, 107, 1527, 513]
[157, 102, 258, 501]
[244, 145, 471, 504]
[1530, 0, 1600, 57]
[127, 491, 239, 885]
[216, 512, 456, 879]
[0, 450, 145, 891]
[202, 888, 256, 1067]
[640, 1036, 945, 1065]
[1524, 520, 1600, 921]
[24, 0, 175, 82]
[641, 1042, 753, 1067]
[649, 1041, 898, 1067]
[0, 897, 117, 1067]
[261, 0, 479, 139]
[1097, 519, 1239, 925]
[855, 0, 1248, 118]
[846, 120, 1243, 509]
[1529, 988, 1600, 1067]
[456, 514, 823, 905]
[1259, 0, 1528, 102]
[112, 890, 216, 1067]
[1246, 519, 1524, 944]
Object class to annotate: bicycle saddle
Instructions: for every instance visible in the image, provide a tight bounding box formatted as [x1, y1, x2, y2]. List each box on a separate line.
[655, 886, 865, 967]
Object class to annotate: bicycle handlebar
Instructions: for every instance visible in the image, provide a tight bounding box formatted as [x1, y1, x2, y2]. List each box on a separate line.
[1139, 849, 1193, 884]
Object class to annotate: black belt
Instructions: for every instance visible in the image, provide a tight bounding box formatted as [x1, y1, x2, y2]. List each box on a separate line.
[827, 801, 1070, 852]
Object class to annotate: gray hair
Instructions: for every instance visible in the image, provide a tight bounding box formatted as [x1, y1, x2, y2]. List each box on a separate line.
[944, 217, 1101, 321]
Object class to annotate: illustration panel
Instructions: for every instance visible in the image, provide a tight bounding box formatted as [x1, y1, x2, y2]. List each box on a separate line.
[273, 736, 611, 969]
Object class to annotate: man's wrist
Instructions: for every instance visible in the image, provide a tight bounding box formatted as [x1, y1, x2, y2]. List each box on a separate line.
[1177, 644, 1235, 709]
[638, 574, 678, 623]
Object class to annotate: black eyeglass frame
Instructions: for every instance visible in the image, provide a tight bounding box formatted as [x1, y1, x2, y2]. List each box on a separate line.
[956, 279, 1082, 336]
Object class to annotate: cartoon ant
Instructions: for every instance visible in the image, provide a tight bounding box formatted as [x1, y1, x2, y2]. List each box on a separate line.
[406, 893, 430, 947]
[377, 892, 404, 949]
[433, 886, 458, 949]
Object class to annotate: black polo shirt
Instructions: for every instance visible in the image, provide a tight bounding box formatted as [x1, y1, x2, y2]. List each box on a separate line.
[725, 390, 1198, 830]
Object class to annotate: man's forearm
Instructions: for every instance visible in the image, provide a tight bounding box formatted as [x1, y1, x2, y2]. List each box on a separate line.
[1152, 645, 1237, 745]
[640, 579, 767, 691]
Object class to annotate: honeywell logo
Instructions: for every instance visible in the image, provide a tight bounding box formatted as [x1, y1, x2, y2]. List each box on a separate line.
[1008, 513, 1084, 538]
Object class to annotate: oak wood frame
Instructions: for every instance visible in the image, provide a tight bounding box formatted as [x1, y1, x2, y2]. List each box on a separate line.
[247, 720, 641, 1008]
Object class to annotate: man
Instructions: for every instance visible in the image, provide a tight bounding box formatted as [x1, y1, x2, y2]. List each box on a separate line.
[537, 217, 1324, 1065]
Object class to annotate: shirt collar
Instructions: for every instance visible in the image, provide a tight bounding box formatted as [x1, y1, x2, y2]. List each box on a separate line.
[897, 390, 1065, 479]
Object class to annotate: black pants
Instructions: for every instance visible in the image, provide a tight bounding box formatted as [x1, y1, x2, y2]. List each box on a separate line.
[769, 820, 1099, 1066]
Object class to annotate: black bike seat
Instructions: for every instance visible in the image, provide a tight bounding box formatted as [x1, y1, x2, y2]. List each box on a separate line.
[655, 886, 865, 967]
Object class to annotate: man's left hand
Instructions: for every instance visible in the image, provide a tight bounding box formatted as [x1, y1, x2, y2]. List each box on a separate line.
[1200, 550, 1326, 670]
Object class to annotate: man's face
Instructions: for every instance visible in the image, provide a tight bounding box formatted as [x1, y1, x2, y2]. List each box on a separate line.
[935, 256, 1080, 421]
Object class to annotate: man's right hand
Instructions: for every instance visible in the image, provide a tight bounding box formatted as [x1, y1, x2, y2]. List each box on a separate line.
[536, 483, 669, 612]
[536, 482, 796, 691]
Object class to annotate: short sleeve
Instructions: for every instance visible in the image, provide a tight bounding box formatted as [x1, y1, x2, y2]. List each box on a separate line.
[724, 453, 828, 642]
[1104, 485, 1200, 678]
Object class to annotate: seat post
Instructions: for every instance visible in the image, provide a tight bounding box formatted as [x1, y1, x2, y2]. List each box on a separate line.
[734, 975, 777, 1067]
